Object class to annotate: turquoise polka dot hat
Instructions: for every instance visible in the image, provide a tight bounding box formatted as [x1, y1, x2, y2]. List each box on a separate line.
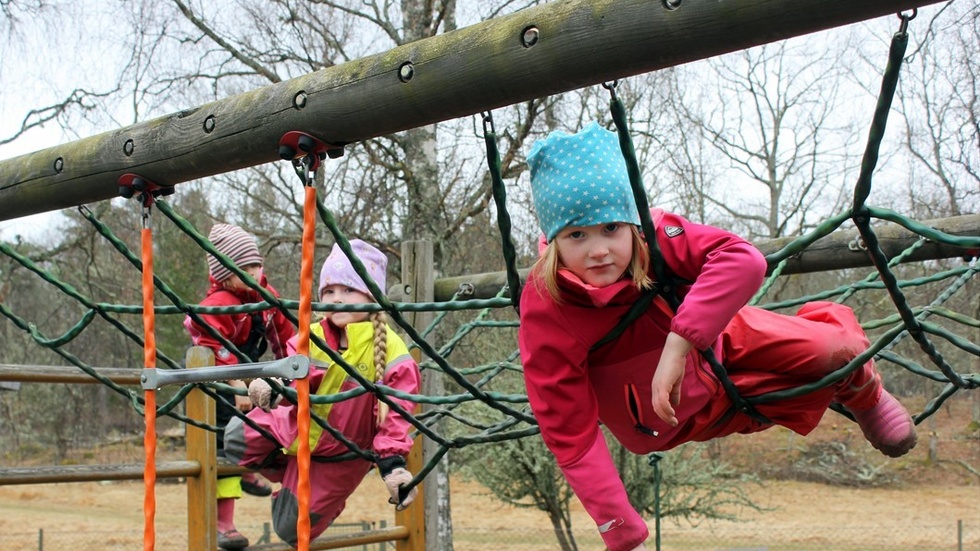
[527, 121, 641, 241]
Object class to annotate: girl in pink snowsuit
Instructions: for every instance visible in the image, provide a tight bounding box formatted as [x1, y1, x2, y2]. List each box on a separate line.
[518, 122, 917, 551]
[223, 240, 421, 547]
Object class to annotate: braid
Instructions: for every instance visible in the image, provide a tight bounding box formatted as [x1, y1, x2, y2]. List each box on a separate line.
[371, 311, 390, 426]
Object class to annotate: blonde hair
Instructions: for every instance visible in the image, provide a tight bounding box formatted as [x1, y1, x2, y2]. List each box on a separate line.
[531, 225, 653, 303]
[371, 311, 390, 427]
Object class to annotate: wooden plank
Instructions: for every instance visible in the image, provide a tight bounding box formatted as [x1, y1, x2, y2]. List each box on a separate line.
[432, 214, 980, 301]
[0, 364, 142, 384]
[396, 363, 426, 551]
[0, 461, 248, 486]
[0, 461, 201, 485]
[245, 526, 409, 551]
[402, 240, 444, 551]
[0, 0, 942, 221]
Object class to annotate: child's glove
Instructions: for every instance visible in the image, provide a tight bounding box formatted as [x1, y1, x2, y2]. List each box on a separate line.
[383, 468, 417, 511]
[377, 456, 417, 511]
[248, 378, 283, 411]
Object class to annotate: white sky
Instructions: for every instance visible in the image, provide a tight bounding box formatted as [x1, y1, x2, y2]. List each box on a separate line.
[0, 0, 98, 240]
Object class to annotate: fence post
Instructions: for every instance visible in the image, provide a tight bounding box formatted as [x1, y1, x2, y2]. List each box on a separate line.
[184, 346, 218, 550]
[649, 453, 664, 551]
[958, 519, 963, 551]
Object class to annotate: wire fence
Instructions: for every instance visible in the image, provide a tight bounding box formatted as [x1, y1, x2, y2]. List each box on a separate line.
[1, 520, 977, 550]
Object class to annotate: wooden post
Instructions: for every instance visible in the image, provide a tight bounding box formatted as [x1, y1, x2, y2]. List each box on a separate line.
[184, 346, 218, 551]
[395, 351, 426, 551]
[400, 240, 444, 551]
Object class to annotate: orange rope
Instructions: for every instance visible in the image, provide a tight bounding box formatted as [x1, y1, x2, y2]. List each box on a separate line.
[141, 227, 158, 551]
[295, 184, 317, 551]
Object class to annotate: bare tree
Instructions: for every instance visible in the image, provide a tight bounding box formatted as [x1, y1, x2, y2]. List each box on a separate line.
[656, 39, 862, 240]
[893, 1, 979, 219]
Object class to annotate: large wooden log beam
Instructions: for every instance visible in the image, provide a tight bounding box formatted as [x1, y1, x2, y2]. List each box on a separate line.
[0, 0, 939, 221]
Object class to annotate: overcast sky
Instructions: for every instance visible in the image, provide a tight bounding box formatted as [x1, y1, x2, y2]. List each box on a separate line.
[0, 2, 127, 240]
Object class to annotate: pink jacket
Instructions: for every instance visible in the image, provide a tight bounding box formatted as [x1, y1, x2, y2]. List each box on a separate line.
[518, 209, 767, 550]
[265, 318, 420, 460]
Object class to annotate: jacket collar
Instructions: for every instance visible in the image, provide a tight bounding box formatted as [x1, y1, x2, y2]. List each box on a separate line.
[556, 269, 639, 308]
[207, 274, 269, 303]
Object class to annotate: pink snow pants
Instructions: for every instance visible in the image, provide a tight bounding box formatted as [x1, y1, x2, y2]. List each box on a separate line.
[717, 301, 884, 435]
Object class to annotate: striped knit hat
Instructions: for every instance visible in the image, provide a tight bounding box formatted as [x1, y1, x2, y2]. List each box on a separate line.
[527, 121, 641, 241]
[207, 223, 264, 283]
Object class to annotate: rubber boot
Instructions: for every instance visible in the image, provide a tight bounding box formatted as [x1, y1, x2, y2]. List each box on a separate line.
[848, 389, 917, 458]
[216, 498, 249, 550]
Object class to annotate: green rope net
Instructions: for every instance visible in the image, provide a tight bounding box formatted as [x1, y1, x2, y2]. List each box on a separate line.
[0, 15, 977, 494]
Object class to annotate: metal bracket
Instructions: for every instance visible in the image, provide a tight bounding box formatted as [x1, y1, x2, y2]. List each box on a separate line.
[141, 355, 310, 390]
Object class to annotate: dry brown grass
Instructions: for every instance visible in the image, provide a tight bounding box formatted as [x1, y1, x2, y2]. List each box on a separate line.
[0, 396, 977, 550]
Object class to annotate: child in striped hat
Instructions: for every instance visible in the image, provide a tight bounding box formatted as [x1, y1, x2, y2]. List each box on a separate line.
[184, 223, 296, 550]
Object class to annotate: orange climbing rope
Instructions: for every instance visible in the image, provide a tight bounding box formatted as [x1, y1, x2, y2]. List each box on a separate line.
[294, 183, 317, 551]
[277, 130, 339, 550]
[141, 215, 158, 551]
[117, 174, 172, 551]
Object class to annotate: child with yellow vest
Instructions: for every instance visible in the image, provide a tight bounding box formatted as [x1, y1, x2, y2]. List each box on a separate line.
[223, 240, 421, 546]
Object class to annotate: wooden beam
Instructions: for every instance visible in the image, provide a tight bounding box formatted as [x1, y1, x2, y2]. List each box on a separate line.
[246, 526, 410, 551]
[0, 460, 253, 486]
[0, 0, 941, 221]
[431, 214, 980, 301]
[0, 364, 142, 384]
[0, 461, 201, 485]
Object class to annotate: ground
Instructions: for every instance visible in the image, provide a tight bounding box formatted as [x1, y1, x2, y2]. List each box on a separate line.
[0, 397, 977, 550]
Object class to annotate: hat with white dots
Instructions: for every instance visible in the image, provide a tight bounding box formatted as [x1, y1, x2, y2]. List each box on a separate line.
[527, 121, 641, 241]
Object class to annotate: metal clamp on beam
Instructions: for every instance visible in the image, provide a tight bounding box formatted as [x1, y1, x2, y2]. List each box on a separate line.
[141, 355, 310, 390]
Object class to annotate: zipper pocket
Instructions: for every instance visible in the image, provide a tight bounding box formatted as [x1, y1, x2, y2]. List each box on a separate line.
[626, 383, 659, 437]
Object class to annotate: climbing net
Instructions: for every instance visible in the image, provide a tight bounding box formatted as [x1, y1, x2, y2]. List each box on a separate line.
[0, 9, 977, 549]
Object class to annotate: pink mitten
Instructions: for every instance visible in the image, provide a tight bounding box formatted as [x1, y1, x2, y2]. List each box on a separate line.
[247, 378, 282, 411]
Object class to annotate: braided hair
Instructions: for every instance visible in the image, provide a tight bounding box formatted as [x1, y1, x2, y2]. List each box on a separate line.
[371, 311, 390, 426]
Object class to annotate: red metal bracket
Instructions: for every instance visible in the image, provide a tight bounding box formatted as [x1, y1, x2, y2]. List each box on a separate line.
[117, 173, 174, 207]
[278, 131, 344, 173]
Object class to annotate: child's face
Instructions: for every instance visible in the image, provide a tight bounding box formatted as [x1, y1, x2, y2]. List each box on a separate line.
[221, 264, 263, 291]
[554, 222, 632, 288]
[320, 284, 373, 328]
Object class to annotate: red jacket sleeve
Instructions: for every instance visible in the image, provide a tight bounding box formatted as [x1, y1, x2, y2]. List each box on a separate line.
[519, 280, 646, 550]
[372, 354, 422, 458]
[653, 211, 766, 350]
[184, 290, 245, 366]
[259, 282, 296, 360]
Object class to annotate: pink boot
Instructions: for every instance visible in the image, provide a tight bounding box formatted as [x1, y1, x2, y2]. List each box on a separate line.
[217, 498, 249, 550]
[849, 389, 917, 457]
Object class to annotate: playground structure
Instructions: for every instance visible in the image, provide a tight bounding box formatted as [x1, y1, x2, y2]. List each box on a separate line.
[0, 1, 977, 550]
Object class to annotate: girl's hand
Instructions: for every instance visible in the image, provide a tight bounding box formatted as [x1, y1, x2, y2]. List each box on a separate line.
[234, 393, 253, 413]
[651, 332, 694, 426]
